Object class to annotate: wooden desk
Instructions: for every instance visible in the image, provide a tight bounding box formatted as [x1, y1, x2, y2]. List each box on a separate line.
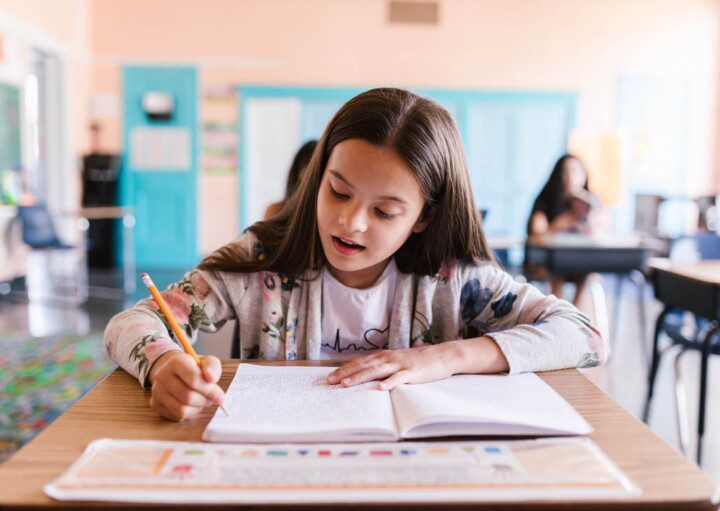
[644, 259, 720, 465]
[0, 361, 717, 510]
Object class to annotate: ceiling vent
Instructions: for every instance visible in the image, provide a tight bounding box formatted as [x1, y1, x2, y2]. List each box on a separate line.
[388, 1, 439, 24]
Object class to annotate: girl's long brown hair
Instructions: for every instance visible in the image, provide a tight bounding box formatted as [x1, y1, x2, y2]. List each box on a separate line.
[199, 87, 494, 276]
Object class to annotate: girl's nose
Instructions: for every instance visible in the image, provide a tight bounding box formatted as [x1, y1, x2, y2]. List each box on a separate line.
[340, 204, 367, 233]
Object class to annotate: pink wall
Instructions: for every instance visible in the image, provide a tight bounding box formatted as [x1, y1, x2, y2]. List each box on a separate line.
[87, 0, 720, 191]
[0, 0, 91, 154]
[2, 0, 719, 240]
[0, 0, 84, 44]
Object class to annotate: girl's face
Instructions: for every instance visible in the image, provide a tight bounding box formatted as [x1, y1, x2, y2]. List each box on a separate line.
[562, 158, 587, 194]
[316, 138, 431, 288]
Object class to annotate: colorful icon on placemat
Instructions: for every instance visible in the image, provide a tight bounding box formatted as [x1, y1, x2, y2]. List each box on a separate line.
[484, 446, 502, 454]
[340, 450, 359, 456]
[297, 449, 309, 456]
[267, 450, 288, 456]
[399, 449, 416, 456]
[427, 448, 450, 454]
[240, 449, 257, 457]
[370, 450, 392, 456]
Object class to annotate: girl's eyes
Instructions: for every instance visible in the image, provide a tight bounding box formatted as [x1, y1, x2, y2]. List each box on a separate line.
[375, 208, 396, 220]
[329, 185, 397, 221]
[329, 185, 350, 200]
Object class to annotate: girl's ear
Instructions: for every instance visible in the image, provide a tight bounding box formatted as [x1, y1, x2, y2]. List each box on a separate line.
[412, 207, 436, 233]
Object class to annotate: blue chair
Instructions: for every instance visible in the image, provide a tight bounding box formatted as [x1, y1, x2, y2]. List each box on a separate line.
[643, 234, 720, 459]
[17, 205, 87, 303]
[18, 205, 74, 250]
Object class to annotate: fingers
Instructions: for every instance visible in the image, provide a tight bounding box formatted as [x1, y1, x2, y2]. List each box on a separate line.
[149, 354, 225, 421]
[378, 369, 413, 391]
[200, 355, 222, 383]
[328, 352, 384, 384]
[336, 361, 400, 387]
[149, 391, 203, 422]
[164, 375, 214, 408]
[173, 354, 225, 404]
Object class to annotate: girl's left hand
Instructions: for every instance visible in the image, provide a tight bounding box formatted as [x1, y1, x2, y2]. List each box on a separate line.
[326, 342, 459, 391]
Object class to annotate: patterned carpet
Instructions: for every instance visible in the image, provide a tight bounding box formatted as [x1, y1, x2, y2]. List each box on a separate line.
[0, 334, 115, 463]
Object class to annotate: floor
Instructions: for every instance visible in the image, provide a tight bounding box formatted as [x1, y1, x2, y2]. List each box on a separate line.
[1, 266, 718, 485]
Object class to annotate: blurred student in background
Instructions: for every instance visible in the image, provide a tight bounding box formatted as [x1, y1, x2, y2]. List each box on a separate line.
[263, 140, 318, 220]
[527, 154, 603, 305]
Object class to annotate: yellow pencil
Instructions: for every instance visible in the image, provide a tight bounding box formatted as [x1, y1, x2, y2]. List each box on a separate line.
[141, 272, 229, 416]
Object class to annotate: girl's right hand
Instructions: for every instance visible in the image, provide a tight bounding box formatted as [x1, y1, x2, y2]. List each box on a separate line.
[147, 351, 226, 421]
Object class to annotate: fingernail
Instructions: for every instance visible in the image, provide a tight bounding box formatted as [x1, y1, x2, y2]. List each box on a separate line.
[327, 376, 335, 383]
[377, 383, 385, 390]
[342, 378, 351, 385]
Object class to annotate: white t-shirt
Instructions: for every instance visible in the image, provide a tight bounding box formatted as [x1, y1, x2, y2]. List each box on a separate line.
[320, 259, 398, 361]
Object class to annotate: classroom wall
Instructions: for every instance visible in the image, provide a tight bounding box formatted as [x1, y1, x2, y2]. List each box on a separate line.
[88, 0, 719, 163]
[0, 0, 91, 219]
[84, 0, 720, 251]
[0, 0, 91, 155]
[2, 1, 719, 250]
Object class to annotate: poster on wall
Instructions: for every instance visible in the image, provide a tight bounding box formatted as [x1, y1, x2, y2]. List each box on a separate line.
[0, 82, 21, 171]
[129, 127, 191, 171]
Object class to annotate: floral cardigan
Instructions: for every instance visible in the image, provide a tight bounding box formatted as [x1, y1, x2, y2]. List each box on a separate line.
[104, 232, 607, 388]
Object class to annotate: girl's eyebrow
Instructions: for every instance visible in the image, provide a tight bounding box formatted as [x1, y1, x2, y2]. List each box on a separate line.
[329, 169, 409, 205]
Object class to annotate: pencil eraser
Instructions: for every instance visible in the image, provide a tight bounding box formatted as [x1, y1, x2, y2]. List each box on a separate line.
[141, 273, 153, 287]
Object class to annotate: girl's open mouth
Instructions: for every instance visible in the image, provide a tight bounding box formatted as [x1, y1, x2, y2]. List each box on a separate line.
[331, 236, 366, 256]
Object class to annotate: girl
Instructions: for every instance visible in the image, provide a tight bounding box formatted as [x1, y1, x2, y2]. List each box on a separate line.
[263, 140, 317, 220]
[526, 154, 604, 305]
[104, 88, 606, 422]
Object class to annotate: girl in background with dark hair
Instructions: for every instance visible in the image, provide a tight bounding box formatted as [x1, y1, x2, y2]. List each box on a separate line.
[527, 154, 603, 304]
[105, 89, 606, 422]
[263, 140, 318, 220]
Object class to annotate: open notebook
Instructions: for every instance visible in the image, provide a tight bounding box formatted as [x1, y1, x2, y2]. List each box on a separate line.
[203, 364, 592, 443]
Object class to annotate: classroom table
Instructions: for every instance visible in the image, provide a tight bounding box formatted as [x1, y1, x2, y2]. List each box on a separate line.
[525, 233, 652, 356]
[643, 259, 720, 465]
[0, 360, 717, 510]
[0, 204, 26, 284]
[61, 206, 137, 297]
[524, 234, 650, 275]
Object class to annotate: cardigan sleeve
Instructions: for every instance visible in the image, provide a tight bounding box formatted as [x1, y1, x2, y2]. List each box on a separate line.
[103, 233, 259, 388]
[456, 262, 607, 374]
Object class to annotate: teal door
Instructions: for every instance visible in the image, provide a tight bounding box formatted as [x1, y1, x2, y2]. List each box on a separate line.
[239, 86, 575, 237]
[464, 98, 574, 237]
[122, 66, 198, 269]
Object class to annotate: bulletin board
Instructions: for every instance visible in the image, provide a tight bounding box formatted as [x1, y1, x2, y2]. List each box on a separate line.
[0, 82, 21, 170]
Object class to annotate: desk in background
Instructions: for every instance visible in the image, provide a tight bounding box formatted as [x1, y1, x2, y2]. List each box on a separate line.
[63, 206, 136, 297]
[525, 233, 652, 356]
[0, 204, 26, 285]
[644, 259, 720, 465]
[0, 360, 716, 510]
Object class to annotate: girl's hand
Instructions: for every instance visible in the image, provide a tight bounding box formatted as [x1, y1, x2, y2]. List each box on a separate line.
[549, 211, 581, 232]
[147, 351, 226, 421]
[326, 342, 460, 391]
[327, 338, 510, 391]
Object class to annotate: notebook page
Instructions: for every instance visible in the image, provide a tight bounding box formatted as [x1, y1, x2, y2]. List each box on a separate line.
[390, 373, 592, 438]
[203, 364, 398, 442]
